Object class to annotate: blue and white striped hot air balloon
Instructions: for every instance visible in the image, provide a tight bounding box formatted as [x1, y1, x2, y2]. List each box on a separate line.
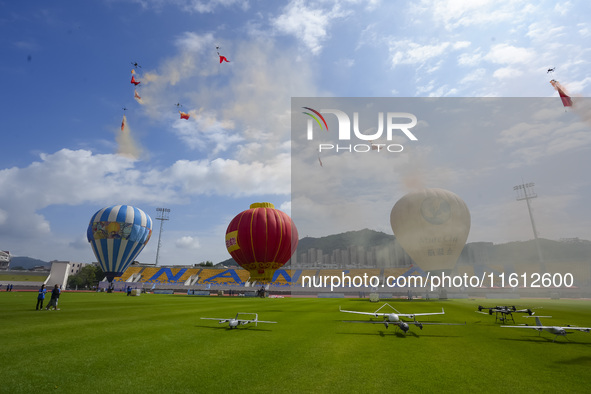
[87, 205, 153, 282]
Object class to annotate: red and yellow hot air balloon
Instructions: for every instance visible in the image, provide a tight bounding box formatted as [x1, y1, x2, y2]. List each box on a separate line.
[225, 202, 298, 282]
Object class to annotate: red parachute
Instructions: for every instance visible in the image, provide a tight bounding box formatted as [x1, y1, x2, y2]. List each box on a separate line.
[131, 75, 140, 86]
[179, 111, 190, 120]
[225, 202, 298, 282]
[216, 46, 230, 63]
[134, 90, 143, 104]
[550, 79, 572, 107]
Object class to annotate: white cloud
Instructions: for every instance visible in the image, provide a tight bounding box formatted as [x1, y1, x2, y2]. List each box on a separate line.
[336, 57, 355, 68]
[170, 110, 240, 155]
[459, 68, 486, 85]
[457, 51, 483, 66]
[164, 154, 291, 196]
[453, 41, 471, 50]
[131, 0, 249, 13]
[526, 22, 566, 42]
[492, 66, 523, 80]
[485, 43, 537, 65]
[577, 22, 590, 37]
[279, 200, 291, 216]
[175, 31, 215, 53]
[175, 235, 201, 249]
[390, 40, 451, 67]
[553, 1, 572, 16]
[389, 39, 473, 69]
[497, 113, 591, 166]
[272, 0, 349, 54]
[0, 148, 290, 242]
[185, 0, 249, 13]
[411, 0, 537, 30]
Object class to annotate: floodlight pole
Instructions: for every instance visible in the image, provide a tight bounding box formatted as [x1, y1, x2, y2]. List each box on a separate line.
[513, 182, 544, 265]
[155, 208, 170, 266]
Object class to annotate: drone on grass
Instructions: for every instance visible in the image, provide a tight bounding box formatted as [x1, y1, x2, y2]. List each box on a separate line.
[502, 317, 591, 343]
[476, 305, 534, 324]
[200, 313, 276, 329]
[340, 303, 464, 334]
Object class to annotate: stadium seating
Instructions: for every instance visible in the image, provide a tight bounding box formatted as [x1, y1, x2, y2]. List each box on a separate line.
[196, 268, 249, 285]
[269, 269, 301, 286]
[139, 267, 161, 283]
[113, 266, 142, 282]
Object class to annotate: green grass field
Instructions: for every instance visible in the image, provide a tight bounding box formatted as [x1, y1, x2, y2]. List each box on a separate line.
[2, 292, 590, 393]
[0, 273, 47, 282]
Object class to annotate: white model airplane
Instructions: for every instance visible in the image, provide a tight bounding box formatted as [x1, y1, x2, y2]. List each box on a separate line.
[502, 317, 591, 342]
[340, 303, 461, 333]
[200, 313, 276, 329]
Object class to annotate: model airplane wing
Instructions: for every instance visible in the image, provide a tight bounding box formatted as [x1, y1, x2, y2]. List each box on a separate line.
[340, 306, 444, 318]
[397, 308, 445, 318]
[502, 325, 591, 333]
[201, 317, 230, 323]
[339, 308, 381, 317]
[563, 327, 591, 332]
[237, 319, 277, 324]
[343, 320, 386, 324]
[501, 325, 550, 329]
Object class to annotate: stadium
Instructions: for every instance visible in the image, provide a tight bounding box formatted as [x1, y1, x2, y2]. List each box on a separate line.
[3, 1, 591, 393]
[2, 208, 590, 392]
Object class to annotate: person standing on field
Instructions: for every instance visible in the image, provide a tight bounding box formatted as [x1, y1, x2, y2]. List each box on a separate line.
[45, 284, 61, 311]
[36, 284, 47, 310]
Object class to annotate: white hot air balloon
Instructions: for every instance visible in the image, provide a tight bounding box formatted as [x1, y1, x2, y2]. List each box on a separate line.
[390, 188, 470, 272]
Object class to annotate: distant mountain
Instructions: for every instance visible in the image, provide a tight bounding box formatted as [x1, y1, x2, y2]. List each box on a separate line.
[215, 229, 395, 267]
[216, 258, 239, 267]
[297, 229, 394, 253]
[9, 256, 51, 270]
[215, 229, 591, 267]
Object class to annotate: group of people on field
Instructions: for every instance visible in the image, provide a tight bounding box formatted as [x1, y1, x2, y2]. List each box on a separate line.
[36, 284, 61, 310]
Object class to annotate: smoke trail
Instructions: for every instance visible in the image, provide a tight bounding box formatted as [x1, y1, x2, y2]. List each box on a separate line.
[117, 115, 142, 159]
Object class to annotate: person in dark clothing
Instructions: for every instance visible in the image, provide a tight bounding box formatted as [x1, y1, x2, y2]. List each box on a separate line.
[127, 286, 132, 296]
[36, 284, 47, 310]
[45, 284, 61, 310]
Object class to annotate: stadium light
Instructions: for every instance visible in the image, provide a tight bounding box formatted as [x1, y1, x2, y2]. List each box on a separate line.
[155, 208, 171, 266]
[513, 181, 544, 265]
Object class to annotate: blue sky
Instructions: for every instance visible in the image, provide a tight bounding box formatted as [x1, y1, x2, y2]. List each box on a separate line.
[1, 0, 590, 266]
